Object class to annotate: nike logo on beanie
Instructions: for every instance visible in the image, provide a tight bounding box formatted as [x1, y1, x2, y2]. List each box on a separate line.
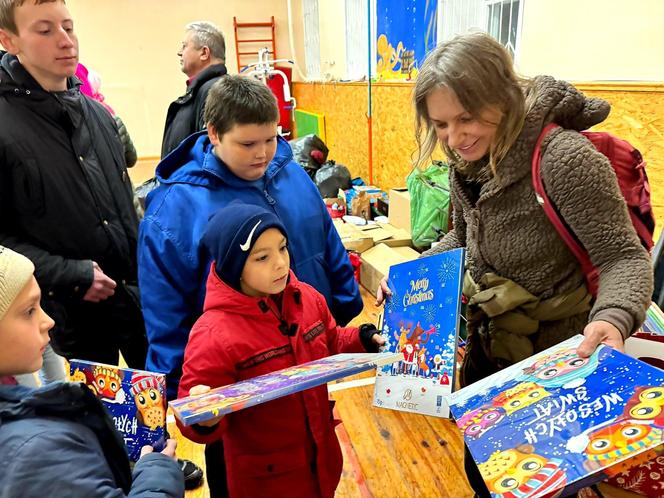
[240, 220, 263, 251]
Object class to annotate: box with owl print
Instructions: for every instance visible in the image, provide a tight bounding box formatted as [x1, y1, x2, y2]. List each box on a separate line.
[448, 335, 664, 498]
[69, 360, 167, 461]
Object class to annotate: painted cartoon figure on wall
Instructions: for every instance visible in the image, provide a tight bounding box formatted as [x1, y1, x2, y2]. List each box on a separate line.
[376, 34, 406, 79]
[375, 0, 437, 81]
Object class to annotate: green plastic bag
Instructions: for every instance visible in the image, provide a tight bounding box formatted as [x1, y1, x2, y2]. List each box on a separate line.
[406, 160, 450, 248]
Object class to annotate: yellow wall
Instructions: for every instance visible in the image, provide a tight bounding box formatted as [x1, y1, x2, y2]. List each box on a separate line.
[294, 81, 664, 237]
[67, 0, 297, 157]
[518, 0, 664, 80]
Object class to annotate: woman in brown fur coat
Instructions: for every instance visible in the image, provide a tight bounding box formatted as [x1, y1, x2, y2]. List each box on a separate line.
[379, 32, 652, 497]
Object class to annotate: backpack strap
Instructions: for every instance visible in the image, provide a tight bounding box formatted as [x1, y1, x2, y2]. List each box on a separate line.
[531, 123, 599, 296]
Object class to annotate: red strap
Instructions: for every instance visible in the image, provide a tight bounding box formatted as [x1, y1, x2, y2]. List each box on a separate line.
[531, 123, 599, 296]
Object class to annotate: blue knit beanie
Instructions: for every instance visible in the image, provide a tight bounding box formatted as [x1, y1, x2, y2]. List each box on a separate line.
[202, 202, 288, 290]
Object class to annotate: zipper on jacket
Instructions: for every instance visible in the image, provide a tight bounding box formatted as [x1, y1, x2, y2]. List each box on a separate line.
[258, 297, 296, 336]
[263, 189, 276, 205]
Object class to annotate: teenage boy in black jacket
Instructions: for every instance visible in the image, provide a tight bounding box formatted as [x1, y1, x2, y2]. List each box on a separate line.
[0, 0, 147, 369]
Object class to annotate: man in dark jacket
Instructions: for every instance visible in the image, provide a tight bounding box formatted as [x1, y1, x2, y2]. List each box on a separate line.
[0, 0, 147, 368]
[161, 21, 227, 158]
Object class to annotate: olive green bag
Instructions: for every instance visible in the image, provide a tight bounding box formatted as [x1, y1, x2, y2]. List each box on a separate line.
[406, 160, 450, 248]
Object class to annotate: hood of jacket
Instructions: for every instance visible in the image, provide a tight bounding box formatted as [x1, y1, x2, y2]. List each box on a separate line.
[470, 75, 611, 193]
[0, 381, 84, 420]
[155, 131, 294, 189]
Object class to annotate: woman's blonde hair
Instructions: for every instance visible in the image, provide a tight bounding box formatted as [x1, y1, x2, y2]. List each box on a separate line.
[413, 32, 529, 173]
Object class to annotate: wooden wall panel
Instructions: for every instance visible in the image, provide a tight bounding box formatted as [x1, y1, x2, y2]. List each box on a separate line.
[293, 81, 664, 237]
[293, 82, 372, 183]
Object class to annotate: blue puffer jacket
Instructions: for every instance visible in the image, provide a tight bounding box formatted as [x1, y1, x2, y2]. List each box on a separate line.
[0, 382, 184, 498]
[138, 132, 362, 398]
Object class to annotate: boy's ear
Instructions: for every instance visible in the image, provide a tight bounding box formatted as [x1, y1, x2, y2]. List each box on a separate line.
[0, 29, 19, 55]
[207, 123, 221, 146]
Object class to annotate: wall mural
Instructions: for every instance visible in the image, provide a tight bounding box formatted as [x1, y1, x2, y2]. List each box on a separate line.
[375, 0, 438, 81]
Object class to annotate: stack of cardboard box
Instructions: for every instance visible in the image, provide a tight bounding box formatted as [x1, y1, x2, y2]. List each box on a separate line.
[333, 186, 423, 296]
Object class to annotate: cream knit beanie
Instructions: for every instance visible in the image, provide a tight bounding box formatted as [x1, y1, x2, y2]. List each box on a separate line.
[0, 246, 35, 320]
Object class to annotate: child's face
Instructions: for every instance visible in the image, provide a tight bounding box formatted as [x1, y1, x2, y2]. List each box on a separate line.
[208, 122, 279, 181]
[240, 228, 290, 298]
[0, 1, 78, 92]
[0, 276, 54, 376]
[426, 86, 501, 162]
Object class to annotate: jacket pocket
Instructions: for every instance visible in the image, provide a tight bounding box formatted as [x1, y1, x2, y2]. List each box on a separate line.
[12, 158, 45, 216]
[232, 446, 312, 480]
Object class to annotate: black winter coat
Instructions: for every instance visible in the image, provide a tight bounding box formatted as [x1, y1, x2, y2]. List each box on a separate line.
[161, 63, 227, 158]
[0, 53, 139, 298]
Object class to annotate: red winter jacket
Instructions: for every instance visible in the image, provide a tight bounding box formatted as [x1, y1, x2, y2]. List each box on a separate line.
[177, 268, 366, 498]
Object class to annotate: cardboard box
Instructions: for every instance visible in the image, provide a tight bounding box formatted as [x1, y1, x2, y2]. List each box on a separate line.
[388, 188, 411, 232]
[360, 243, 420, 296]
[624, 336, 664, 369]
[333, 219, 374, 253]
[357, 221, 412, 248]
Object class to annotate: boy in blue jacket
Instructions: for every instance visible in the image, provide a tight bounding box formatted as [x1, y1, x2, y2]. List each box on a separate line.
[139, 75, 362, 399]
[138, 75, 363, 496]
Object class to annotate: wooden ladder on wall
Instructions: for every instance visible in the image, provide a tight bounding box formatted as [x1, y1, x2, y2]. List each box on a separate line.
[233, 16, 277, 71]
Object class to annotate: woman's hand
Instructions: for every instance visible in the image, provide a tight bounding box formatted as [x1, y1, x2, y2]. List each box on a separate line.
[577, 320, 624, 358]
[375, 277, 392, 306]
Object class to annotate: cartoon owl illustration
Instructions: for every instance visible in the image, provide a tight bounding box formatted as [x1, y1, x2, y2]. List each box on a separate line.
[130, 373, 166, 430]
[492, 382, 551, 416]
[623, 386, 664, 427]
[458, 406, 506, 439]
[520, 347, 599, 389]
[478, 445, 567, 497]
[584, 420, 663, 466]
[92, 365, 124, 401]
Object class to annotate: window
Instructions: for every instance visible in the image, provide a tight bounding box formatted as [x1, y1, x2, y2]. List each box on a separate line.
[344, 0, 376, 80]
[437, 0, 487, 44]
[437, 0, 523, 59]
[486, 0, 522, 57]
[303, 0, 321, 78]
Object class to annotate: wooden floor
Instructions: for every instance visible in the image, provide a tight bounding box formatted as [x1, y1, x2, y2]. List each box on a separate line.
[170, 287, 642, 498]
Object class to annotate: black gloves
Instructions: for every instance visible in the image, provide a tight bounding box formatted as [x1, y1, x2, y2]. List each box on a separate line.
[359, 323, 382, 353]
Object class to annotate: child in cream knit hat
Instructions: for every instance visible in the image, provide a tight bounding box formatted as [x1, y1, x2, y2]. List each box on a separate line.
[0, 242, 185, 496]
[2, 242, 67, 386]
[0, 245, 53, 377]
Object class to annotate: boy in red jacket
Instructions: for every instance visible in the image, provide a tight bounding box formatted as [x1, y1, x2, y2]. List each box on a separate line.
[177, 203, 384, 498]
